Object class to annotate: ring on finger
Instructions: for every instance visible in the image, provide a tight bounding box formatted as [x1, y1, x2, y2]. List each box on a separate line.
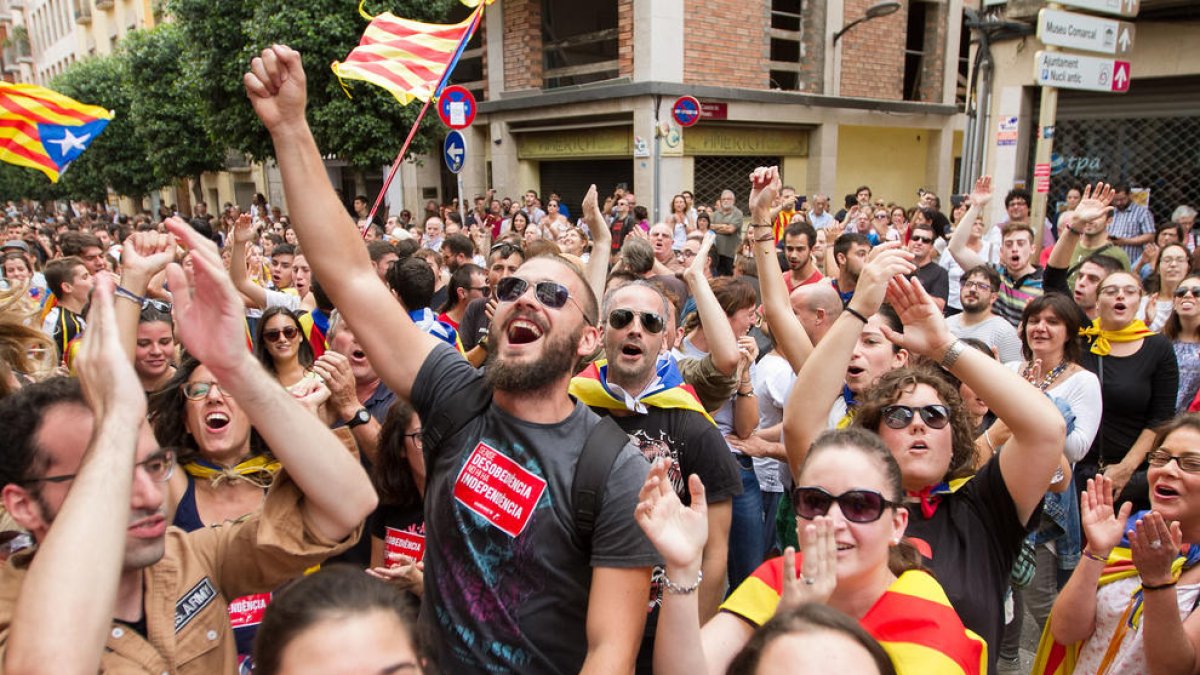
[1151, 540, 1162, 550]
[802, 576, 816, 586]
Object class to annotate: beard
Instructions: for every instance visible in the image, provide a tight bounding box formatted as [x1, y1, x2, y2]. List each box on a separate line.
[484, 321, 584, 393]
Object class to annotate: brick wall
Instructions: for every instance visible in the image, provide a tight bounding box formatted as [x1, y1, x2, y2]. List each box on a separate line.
[837, 0, 907, 100]
[618, 0, 633, 77]
[503, 0, 542, 92]
[918, 0, 948, 103]
[683, 0, 769, 88]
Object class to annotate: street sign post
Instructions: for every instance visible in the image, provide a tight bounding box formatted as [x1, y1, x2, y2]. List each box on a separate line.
[437, 85, 477, 130]
[1037, 9, 1134, 55]
[671, 96, 701, 128]
[1056, 0, 1139, 19]
[1035, 51, 1131, 93]
[443, 131, 466, 174]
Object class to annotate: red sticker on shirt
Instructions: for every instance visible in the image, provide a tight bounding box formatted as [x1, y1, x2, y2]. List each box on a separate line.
[384, 526, 426, 563]
[453, 442, 547, 537]
[227, 593, 270, 628]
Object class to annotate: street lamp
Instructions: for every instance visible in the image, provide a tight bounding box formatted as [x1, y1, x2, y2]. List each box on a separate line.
[833, 1, 902, 43]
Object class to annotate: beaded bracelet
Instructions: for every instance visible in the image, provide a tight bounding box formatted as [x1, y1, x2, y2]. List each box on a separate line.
[662, 569, 704, 595]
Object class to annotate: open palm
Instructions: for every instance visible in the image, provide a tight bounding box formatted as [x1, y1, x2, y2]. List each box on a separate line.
[635, 463, 708, 570]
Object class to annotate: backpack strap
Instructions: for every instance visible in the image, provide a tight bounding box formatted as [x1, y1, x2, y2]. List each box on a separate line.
[1066, 243, 1114, 279]
[572, 416, 632, 554]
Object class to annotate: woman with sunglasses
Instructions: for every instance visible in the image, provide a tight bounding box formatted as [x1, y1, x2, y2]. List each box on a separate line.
[866, 208, 897, 247]
[1077, 271, 1179, 511]
[365, 400, 427, 599]
[134, 303, 177, 393]
[1044, 414, 1200, 674]
[1141, 242, 1191, 332]
[254, 306, 317, 395]
[637, 428, 985, 675]
[1164, 275, 1200, 415]
[783, 258, 1065, 671]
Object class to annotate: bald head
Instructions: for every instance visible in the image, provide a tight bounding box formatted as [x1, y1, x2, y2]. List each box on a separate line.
[790, 282, 843, 344]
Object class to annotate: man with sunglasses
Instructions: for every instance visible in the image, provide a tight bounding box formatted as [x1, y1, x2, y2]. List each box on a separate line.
[907, 221, 949, 312]
[246, 45, 658, 674]
[569, 280, 742, 670]
[0, 221, 376, 674]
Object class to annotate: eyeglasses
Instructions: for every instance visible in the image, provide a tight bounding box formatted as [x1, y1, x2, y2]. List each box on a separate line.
[880, 404, 951, 430]
[1147, 449, 1200, 473]
[470, 286, 492, 298]
[1174, 287, 1200, 299]
[404, 429, 423, 447]
[607, 308, 665, 334]
[873, 214, 889, 220]
[19, 448, 177, 485]
[263, 326, 300, 342]
[680, 249, 698, 259]
[495, 277, 593, 324]
[1098, 285, 1142, 298]
[1160, 256, 1189, 265]
[183, 381, 234, 400]
[909, 235, 935, 244]
[490, 242, 523, 257]
[792, 486, 900, 523]
[962, 280, 994, 292]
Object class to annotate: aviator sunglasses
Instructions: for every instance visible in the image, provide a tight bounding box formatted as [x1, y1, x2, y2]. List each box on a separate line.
[495, 277, 592, 324]
[880, 404, 951, 430]
[607, 309, 665, 334]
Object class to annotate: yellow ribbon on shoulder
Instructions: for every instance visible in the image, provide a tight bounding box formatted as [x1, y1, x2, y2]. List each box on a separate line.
[1079, 318, 1153, 356]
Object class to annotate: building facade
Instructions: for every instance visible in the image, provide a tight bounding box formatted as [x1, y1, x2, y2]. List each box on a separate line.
[427, 0, 970, 219]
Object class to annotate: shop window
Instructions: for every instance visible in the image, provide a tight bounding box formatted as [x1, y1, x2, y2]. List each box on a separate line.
[542, 0, 618, 89]
[769, 0, 803, 91]
[694, 156, 781, 213]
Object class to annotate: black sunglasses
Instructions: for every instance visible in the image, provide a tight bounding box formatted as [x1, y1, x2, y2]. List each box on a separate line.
[881, 404, 950, 430]
[495, 277, 592, 324]
[1174, 287, 1200, 299]
[792, 486, 900, 523]
[909, 235, 935, 244]
[263, 326, 300, 342]
[607, 308, 665, 334]
[490, 242, 524, 256]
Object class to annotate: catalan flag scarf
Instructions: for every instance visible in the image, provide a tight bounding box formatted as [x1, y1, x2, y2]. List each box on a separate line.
[1033, 511, 1200, 675]
[570, 354, 714, 424]
[720, 559, 986, 675]
[906, 477, 973, 519]
[1079, 318, 1153, 356]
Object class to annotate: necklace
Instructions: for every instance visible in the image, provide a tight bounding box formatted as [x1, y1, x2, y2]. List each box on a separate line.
[1024, 360, 1069, 391]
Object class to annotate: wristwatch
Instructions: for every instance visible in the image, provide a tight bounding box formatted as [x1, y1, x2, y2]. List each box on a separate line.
[347, 408, 372, 429]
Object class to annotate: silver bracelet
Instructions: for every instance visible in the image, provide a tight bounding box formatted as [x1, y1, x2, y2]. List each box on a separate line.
[662, 569, 704, 595]
[939, 339, 966, 370]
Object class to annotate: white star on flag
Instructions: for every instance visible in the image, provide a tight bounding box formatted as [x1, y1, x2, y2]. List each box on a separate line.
[47, 128, 91, 154]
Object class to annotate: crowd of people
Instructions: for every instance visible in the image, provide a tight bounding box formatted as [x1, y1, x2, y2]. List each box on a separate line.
[1, 44, 1200, 675]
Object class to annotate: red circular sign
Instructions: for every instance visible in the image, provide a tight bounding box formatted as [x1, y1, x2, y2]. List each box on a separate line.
[672, 96, 702, 127]
[438, 85, 477, 130]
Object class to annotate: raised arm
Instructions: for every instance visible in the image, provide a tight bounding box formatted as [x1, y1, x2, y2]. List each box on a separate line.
[3, 275, 146, 675]
[946, 176, 991, 272]
[782, 245, 915, 478]
[1048, 183, 1115, 271]
[684, 232, 740, 376]
[882, 276, 1066, 524]
[747, 167, 812, 371]
[229, 214, 269, 309]
[244, 45, 435, 400]
[116, 230, 177, 361]
[580, 184, 611, 301]
[165, 219, 377, 541]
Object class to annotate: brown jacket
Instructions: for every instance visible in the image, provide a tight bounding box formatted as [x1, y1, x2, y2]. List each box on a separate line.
[0, 472, 358, 674]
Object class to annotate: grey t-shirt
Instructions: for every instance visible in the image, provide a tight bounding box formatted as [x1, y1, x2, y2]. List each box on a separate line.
[412, 343, 659, 673]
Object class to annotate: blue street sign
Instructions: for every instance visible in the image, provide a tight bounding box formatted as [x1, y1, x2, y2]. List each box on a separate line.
[444, 130, 466, 174]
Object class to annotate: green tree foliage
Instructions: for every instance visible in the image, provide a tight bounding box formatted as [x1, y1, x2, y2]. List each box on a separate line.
[51, 55, 158, 200]
[121, 22, 225, 190]
[170, 0, 457, 170]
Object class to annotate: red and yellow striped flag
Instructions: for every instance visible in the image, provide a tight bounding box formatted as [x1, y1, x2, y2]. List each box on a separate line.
[0, 82, 113, 182]
[332, 1, 491, 106]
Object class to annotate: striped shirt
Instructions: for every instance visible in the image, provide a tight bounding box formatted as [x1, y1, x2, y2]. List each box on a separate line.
[1108, 202, 1156, 262]
[992, 263, 1044, 326]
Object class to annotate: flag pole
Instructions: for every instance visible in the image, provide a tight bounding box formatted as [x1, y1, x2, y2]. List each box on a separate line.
[361, 5, 484, 237]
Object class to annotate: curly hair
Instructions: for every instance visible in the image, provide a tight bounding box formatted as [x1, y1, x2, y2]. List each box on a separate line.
[853, 367, 977, 482]
[147, 353, 267, 466]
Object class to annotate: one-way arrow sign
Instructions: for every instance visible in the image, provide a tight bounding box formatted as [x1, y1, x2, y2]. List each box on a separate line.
[444, 130, 467, 174]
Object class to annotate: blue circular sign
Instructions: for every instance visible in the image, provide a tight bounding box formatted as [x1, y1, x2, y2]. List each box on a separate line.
[438, 85, 476, 130]
[672, 96, 701, 127]
[443, 130, 467, 174]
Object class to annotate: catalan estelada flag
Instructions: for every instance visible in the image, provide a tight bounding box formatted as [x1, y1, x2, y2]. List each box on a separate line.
[721, 560, 987, 675]
[0, 82, 113, 182]
[570, 354, 715, 424]
[331, 0, 492, 106]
